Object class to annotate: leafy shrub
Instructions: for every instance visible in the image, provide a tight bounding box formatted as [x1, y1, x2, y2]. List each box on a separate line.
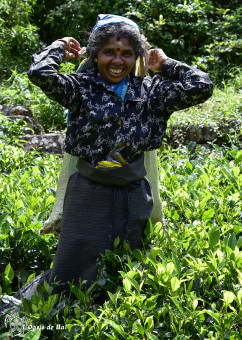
[0, 0, 43, 80]
[0, 70, 70, 131]
[0, 114, 29, 145]
[0, 0, 241, 83]
[30, 0, 241, 82]
[125, 0, 241, 82]
[31, 0, 131, 44]
[0, 116, 61, 293]
[167, 70, 242, 147]
[1, 129, 241, 338]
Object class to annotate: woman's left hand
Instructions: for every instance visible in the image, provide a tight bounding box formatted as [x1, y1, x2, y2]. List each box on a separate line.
[148, 48, 168, 72]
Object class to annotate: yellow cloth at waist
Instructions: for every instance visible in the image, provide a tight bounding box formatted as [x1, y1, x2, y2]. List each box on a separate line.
[96, 161, 123, 168]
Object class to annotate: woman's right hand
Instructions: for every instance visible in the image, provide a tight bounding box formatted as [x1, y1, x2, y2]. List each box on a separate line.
[55, 37, 81, 59]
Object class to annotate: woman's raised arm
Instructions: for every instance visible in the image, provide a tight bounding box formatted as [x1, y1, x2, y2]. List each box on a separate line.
[27, 38, 82, 109]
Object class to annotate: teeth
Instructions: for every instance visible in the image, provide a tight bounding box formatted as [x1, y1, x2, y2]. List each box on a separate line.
[109, 68, 123, 74]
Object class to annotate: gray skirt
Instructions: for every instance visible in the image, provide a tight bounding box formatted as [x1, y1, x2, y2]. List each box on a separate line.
[50, 154, 153, 287]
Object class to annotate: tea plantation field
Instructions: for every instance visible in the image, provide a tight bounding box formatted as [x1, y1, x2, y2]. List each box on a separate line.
[0, 81, 241, 339]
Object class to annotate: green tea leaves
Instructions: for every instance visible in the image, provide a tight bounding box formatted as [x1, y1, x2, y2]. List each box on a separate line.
[223, 291, 235, 307]
[209, 229, 220, 248]
[104, 319, 126, 338]
[23, 329, 41, 340]
[172, 253, 181, 276]
[171, 277, 181, 292]
[123, 277, 131, 293]
[227, 233, 237, 250]
[202, 208, 215, 220]
[4, 263, 14, 283]
[1, 111, 241, 338]
[235, 149, 242, 165]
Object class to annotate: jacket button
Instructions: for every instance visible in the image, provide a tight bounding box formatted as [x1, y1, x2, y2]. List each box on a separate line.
[126, 142, 130, 146]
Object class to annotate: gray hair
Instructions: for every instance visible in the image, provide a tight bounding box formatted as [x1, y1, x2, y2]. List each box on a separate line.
[86, 23, 149, 63]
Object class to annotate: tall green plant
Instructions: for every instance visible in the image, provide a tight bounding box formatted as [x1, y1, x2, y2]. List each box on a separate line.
[0, 0, 42, 80]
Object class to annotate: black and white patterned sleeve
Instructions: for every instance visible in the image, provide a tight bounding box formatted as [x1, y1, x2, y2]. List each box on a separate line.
[27, 42, 81, 109]
[154, 58, 214, 116]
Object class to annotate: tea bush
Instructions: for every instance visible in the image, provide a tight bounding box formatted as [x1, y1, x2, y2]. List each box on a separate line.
[0, 65, 77, 131]
[0, 114, 241, 339]
[166, 69, 242, 148]
[0, 116, 60, 295]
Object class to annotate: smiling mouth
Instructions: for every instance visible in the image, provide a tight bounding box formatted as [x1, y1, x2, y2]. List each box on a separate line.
[109, 68, 123, 75]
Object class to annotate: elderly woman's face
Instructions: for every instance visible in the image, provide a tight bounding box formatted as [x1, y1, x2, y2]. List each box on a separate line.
[97, 35, 136, 84]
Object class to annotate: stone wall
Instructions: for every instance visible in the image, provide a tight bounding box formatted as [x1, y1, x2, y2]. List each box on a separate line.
[1, 105, 241, 154]
[1, 105, 64, 154]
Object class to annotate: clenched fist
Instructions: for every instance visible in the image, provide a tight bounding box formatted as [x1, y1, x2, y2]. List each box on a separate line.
[148, 48, 168, 72]
[55, 37, 81, 59]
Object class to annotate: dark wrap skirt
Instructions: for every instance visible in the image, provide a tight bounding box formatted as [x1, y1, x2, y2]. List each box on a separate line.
[50, 154, 153, 287]
[0, 155, 153, 313]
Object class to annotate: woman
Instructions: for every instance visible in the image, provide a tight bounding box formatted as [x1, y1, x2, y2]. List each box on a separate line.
[27, 14, 213, 292]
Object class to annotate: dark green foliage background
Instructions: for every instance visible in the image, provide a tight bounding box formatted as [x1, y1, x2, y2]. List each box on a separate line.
[0, 0, 241, 82]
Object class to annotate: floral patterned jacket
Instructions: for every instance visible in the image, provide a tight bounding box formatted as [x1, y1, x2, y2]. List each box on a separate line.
[28, 42, 213, 165]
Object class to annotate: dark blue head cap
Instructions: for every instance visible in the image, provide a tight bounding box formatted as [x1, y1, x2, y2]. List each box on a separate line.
[92, 14, 139, 33]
